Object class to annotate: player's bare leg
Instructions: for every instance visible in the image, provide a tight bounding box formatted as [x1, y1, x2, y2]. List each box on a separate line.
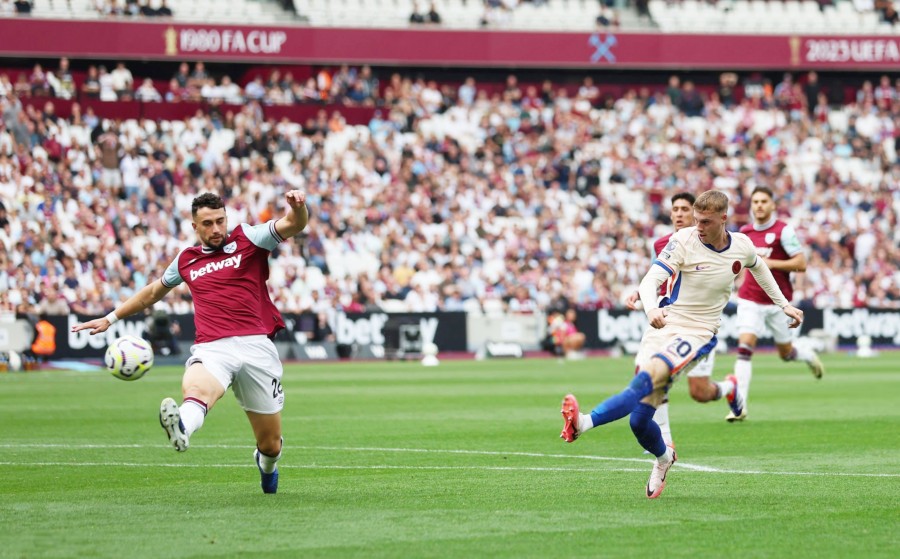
[159, 363, 225, 452]
[776, 341, 824, 379]
[688, 375, 745, 420]
[247, 411, 282, 494]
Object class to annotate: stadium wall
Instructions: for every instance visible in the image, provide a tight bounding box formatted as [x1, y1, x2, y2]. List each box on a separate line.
[2, 19, 900, 69]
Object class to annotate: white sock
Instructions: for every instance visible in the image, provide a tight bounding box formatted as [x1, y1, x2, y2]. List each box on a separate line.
[578, 413, 593, 435]
[734, 359, 752, 405]
[179, 399, 206, 437]
[653, 403, 673, 447]
[794, 344, 815, 364]
[257, 448, 281, 474]
[659, 445, 674, 464]
[714, 378, 735, 401]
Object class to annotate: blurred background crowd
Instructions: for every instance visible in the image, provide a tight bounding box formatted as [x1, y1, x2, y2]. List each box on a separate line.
[1, 59, 899, 321]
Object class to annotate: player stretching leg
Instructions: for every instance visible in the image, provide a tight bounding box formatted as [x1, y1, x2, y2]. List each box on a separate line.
[73, 191, 309, 494]
[626, 192, 710, 449]
[562, 191, 803, 498]
[729, 186, 824, 422]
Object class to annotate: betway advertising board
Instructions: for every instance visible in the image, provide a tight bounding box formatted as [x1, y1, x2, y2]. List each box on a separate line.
[44, 308, 900, 359]
[578, 307, 900, 349]
[48, 311, 468, 359]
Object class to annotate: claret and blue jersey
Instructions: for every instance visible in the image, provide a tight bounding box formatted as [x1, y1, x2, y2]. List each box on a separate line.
[161, 221, 286, 343]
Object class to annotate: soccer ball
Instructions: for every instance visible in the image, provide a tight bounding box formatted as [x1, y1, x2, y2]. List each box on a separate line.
[105, 335, 154, 381]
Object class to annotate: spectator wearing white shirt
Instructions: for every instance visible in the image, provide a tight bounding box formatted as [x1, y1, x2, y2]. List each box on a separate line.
[110, 62, 134, 100]
[219, 76, 243, 105]
[98, 66, 117, 102]
[134, 78, 162, 102]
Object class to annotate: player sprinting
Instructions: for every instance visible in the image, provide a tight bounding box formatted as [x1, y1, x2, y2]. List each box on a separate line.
[561, 190, 804, 499]
[625, 192, 711, 450]
[729, 186, 824, 422]
[72, 191, 309, 494]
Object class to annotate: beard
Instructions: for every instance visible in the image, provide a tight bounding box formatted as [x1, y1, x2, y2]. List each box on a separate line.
[205, 236, 226, 251]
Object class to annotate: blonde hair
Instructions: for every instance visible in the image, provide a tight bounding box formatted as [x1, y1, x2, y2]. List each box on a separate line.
[693, 190, 729, 214]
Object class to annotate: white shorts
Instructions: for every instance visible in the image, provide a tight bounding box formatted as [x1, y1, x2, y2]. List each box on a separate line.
[736, 298, 793, 344]
[634, 330, 716, 377]
[186, 335, 285, 414]
[636, 324, 718, 383]
[101, 167, 122, 189]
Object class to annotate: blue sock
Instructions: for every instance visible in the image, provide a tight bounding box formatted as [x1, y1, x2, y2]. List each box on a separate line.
[589, 371, 654, 427]
[630, 402, 667, 458]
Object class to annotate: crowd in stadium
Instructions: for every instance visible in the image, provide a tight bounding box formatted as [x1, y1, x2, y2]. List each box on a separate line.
[0, 61, 899, 320]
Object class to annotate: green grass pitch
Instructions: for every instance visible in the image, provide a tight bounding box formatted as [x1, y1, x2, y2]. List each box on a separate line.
[1, 352, 898, 558]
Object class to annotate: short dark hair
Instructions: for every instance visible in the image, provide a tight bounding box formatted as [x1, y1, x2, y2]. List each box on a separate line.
[750, 186, 775, 201]
[671, 192, 696, 206]
[191, 193, 225, 216]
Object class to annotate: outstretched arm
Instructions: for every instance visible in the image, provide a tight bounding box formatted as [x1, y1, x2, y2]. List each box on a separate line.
[747, 258, 803, 328]
[274, 189, 309, 240]
[765, 252, 807, 273]
[71, 279, 174, 335]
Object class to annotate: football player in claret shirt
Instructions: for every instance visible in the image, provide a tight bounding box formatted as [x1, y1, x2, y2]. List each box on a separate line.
[561, 191, 804, 499]
[73, 191, 309, 494]
[729, 186, 824, 422]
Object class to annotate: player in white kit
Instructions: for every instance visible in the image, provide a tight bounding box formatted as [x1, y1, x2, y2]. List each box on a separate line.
[561, 191, 804, 498]
[626, 192, 712, 450]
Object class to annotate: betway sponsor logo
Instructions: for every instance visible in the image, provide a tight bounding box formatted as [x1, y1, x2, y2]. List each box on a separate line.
[68, 315, 146, 350]
[824, 308, 900, 341]
[334, 313, 438, 347]
[597, 310, 646, 343]
[179, 28, 287, 54]
[189, 254, 242, 281]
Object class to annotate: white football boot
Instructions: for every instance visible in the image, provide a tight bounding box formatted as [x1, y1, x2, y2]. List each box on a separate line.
[159, 397, 189, 452]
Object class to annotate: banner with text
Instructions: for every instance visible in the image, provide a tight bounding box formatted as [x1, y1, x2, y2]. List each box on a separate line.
[42, 307, 899, 359]
[3, 19, 900, 69]
[46, 311, 469, 359]
[577, 307, 900, 349]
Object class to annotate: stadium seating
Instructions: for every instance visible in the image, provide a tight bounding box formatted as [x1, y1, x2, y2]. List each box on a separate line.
[15, 0, 899, 33]
[293, 0, 648, 31]
[649, 0, 893, 34]
[3, 63, 899, 318]
[27, 0, 298, 24]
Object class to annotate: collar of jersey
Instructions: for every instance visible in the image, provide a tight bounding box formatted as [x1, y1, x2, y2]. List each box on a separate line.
[752, 216, 777, 231]
[701, 231, 732, 253]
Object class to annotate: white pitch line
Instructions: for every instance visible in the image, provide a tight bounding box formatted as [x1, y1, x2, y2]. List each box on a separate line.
[0, 460, 896, 478]
[0, 443, 897, 478]
[0, 461, 644, 473]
